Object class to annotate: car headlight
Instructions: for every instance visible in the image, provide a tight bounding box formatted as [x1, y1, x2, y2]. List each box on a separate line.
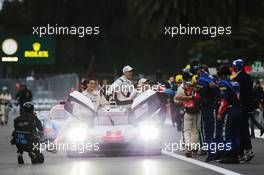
[67, 125, 87, 142]
[139, 124, 159, 141]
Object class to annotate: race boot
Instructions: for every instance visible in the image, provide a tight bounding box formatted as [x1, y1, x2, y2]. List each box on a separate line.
[205, 154, 221, 162]
[29, 152, 37, 164]
[17, 154, 24, 164]
[238, 155, 245, 163]
[192, 150, 198, 157]
[219, 155, 240, 164]
[244, 150, 254, 162]
[185, 150, 192, 158]
[36, 152, 45, 163]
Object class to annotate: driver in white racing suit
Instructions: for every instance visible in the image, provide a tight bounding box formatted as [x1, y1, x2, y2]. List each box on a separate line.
[109, 65, 137, 105]
[82, 78, 109, 110]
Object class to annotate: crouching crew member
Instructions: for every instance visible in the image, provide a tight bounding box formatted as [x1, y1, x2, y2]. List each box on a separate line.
[11, 102, 44, 164]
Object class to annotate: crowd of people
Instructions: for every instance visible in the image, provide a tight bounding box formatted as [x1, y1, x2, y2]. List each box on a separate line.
[163, 59, 263, 164]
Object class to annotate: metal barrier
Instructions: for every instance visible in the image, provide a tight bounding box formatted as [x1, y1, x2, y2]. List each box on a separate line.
[0, 74, 79, 101]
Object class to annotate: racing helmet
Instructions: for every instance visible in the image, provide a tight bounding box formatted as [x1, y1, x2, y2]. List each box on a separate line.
[175, 75, 183, 83]
[232, 59, 245, 70]
[22, 102, 34, 114]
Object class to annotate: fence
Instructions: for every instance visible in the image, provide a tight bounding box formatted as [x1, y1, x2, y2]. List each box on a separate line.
[0, 74, 79, 101]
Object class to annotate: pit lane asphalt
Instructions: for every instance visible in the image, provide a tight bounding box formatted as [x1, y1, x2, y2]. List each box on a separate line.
[0, 112, 263, 175]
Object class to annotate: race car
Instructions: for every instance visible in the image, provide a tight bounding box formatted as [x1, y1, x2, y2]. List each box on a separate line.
[56, 90, 165, 157]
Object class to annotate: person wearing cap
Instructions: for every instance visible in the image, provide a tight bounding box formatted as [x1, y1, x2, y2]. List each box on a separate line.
[175, 75, 183, 84]
[109, 65, 137, 105]
[137, 78, 150, 94]
[232, 59, 254, 162]
[173, 74, 184, 131]
[175, 70, 201, 158]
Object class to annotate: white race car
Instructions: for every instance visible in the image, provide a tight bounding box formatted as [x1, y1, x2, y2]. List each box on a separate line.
[56, 90, 165, 157]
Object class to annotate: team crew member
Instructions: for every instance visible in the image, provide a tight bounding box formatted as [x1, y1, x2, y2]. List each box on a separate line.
[175, 71, 201, 158]
[251, 80, 264, 137]
[110, 65, 137, 105]
[217, 65, 242, 164]
[166, 76, 178, 127]
[166, 76, 177, 91]
[174, 75, 184, 131]
[232, 59, 254, 162]
[82, 78, 109, 110]
[0, 87, 12, 126]
[11, 102, 44, 164]
[15, 84, 33, 115]
[193, 64, 220, 162]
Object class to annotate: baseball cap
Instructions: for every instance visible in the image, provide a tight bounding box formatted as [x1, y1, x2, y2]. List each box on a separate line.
[175, 75, 183, 83]
[138, 78, 149, 86]
[122, 65, 135, 73]
[232, 59, 245, 67]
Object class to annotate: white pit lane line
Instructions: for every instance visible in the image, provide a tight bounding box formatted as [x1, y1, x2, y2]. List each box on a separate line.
[162, 150, 243, 175]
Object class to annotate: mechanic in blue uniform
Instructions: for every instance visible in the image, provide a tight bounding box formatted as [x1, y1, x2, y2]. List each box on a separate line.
[192, 64, 220, 162]
[11, 102, 44, 164]
[232, 59, 254, 162]
[217, 65, 242, 164]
